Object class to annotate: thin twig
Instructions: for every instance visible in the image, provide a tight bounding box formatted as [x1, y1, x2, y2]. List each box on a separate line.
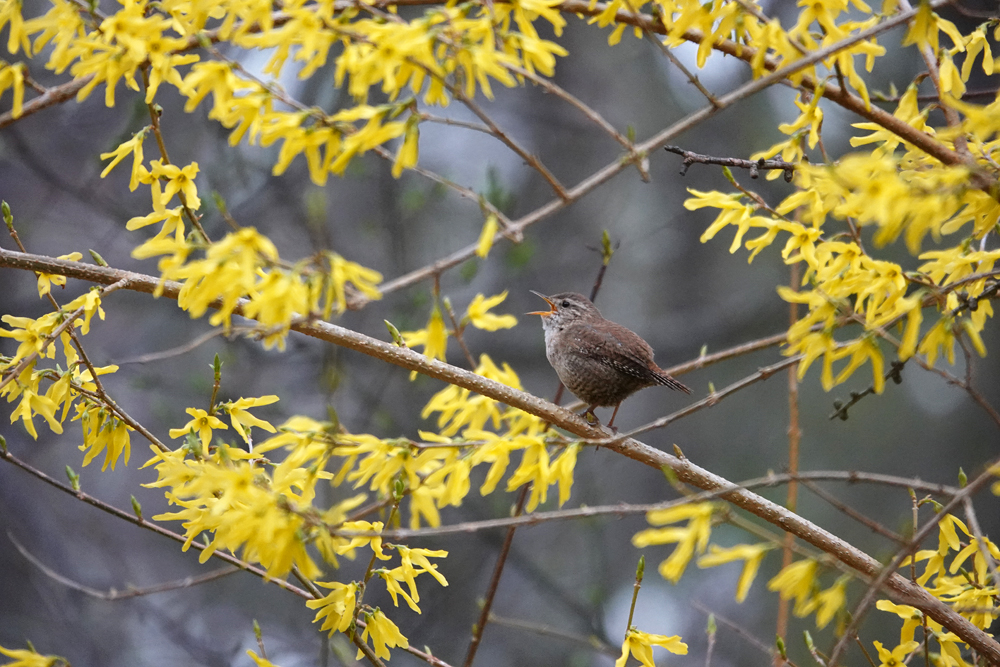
[140, 67, 210, 244]
[463, 485, 530, 667]
[371, 145, 520, 241]
[665, 145, 798, 180]
[690, 601, 794, 665]
[486, 613, 619, 657]
[117, 328, 228, 364]
[597, 356, 802, 445]
[451, 87, 568, 201]
[443, 297, 476, 369]
[826, 459, 1000, 666]
[0, 77, 91, 128]
[776, 261, 802, 654]
[829, 360, 906, 420]
[506, 65, 634, 152]
[800, 478, 904, 543]
[665, 331, 791, 376]
[418, 112, 493, 135]
[905, 349, 1000, 429]
[0, 278, 130, 392]
[0, 448, 312, 599]
[9, 532, 238, 599]
[348, 470, 958, 541]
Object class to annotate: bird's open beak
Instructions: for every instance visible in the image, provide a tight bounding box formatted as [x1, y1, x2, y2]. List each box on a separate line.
[527, 290, 556, 316]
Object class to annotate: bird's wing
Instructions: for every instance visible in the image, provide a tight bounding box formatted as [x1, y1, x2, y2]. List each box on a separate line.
[575, 322, 657, 381]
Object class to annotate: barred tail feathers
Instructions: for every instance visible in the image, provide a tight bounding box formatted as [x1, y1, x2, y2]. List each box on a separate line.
[653, 370, 691, 394]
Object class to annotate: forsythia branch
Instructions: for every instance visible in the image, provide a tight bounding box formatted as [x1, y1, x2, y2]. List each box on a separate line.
[1, 246, 998, 660]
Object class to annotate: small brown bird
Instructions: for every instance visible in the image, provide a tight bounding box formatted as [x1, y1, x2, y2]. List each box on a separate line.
[529, 291, 691, 430]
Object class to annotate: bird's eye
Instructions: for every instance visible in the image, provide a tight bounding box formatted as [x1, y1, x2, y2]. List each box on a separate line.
[561, 300, 571, 308]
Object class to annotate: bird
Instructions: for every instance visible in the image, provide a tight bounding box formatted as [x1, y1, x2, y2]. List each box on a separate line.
[529, 291, 691, 430]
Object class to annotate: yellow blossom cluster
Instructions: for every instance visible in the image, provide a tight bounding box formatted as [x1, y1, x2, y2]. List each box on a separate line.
[688, 5, 1000, 393]
[639, 509, 998, 661]
[632, 502, 716, 583]
[874, 514, 1000, 666]
[766, 558, 850, 631]
[635, 505, 851, 631]
[401, 291, 518, 376]
[590, 0, 886, 108]
[138, 343, 582, 660]
[0, 289, 138, 470]
[3, 0, 567, 186]
[97, 131, 385, 348]
[695, 145, 999, 391]
[146, 408, 454, 658]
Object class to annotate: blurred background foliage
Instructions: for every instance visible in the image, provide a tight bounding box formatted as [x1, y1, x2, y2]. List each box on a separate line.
[2, 0, 1000, 665]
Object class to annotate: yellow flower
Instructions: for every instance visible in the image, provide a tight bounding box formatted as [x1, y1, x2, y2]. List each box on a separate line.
[306, 581, 358, 635]
[465, 291, 517, 331]
[402, 306, 448, 377]
[336, 520, 389, 560]
[550, 443, 579, 507]
[36, 252, 82, 297]
[63, 289, 105, 335]
[357, 609, 409, 660]
[767, 559, 817, 615]
[391, 118, 419, 178]
[10, 387, 63, 439]
[633, 503, 716, 584]
[0, 0, 32, 56]
[78, 407, 133, 470]
[0, 642, 65, 667]
[900, 2, 936, 52]
[614, 628, 688, 667]
[100, 129, 147, 191]
[0, 61, 25, 118]
[475, 214, 498, 259]
[697, 543, 771, 603]
[219, 395, 279, 445]
[378, 568, 421, 612]
[246, 650, 280, 667]
[150, 160, 201, 210]
[876, 600, 923, 645]
[169, 407, 228, 449]
[0, 312, 63, 364]
[325, 252, 383, 315]
[809, 576, 849, 629]
[873, 640, 920, 667]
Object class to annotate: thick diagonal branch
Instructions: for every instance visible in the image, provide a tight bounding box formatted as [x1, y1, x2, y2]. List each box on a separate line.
[1, 247, 997, 661]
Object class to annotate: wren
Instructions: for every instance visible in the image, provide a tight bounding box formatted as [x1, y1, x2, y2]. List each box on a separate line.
[529, 291, 690, 430]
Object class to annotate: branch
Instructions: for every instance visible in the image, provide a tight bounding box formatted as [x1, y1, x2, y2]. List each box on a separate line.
[664, 145, 798, 180]
[827, 462, 1000, 665]
[2, 247, 997, 660]
[0, 77, 90, 128]
[600, 356, 802, 444]
[556, 0, 974, 175]
[8, 532, 239, 599]
[828, 360, 906, 421]
[375, 0, 962, 302]
[0, 447, 313, 599]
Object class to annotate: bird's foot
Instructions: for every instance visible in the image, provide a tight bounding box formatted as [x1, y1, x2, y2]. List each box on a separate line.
[581, 408, 618, 438]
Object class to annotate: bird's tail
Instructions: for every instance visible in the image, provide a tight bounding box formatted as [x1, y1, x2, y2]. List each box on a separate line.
[653, 370, 691, 394]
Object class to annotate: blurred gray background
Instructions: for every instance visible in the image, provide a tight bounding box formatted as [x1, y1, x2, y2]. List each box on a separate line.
[2, 1, 1000, 666]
